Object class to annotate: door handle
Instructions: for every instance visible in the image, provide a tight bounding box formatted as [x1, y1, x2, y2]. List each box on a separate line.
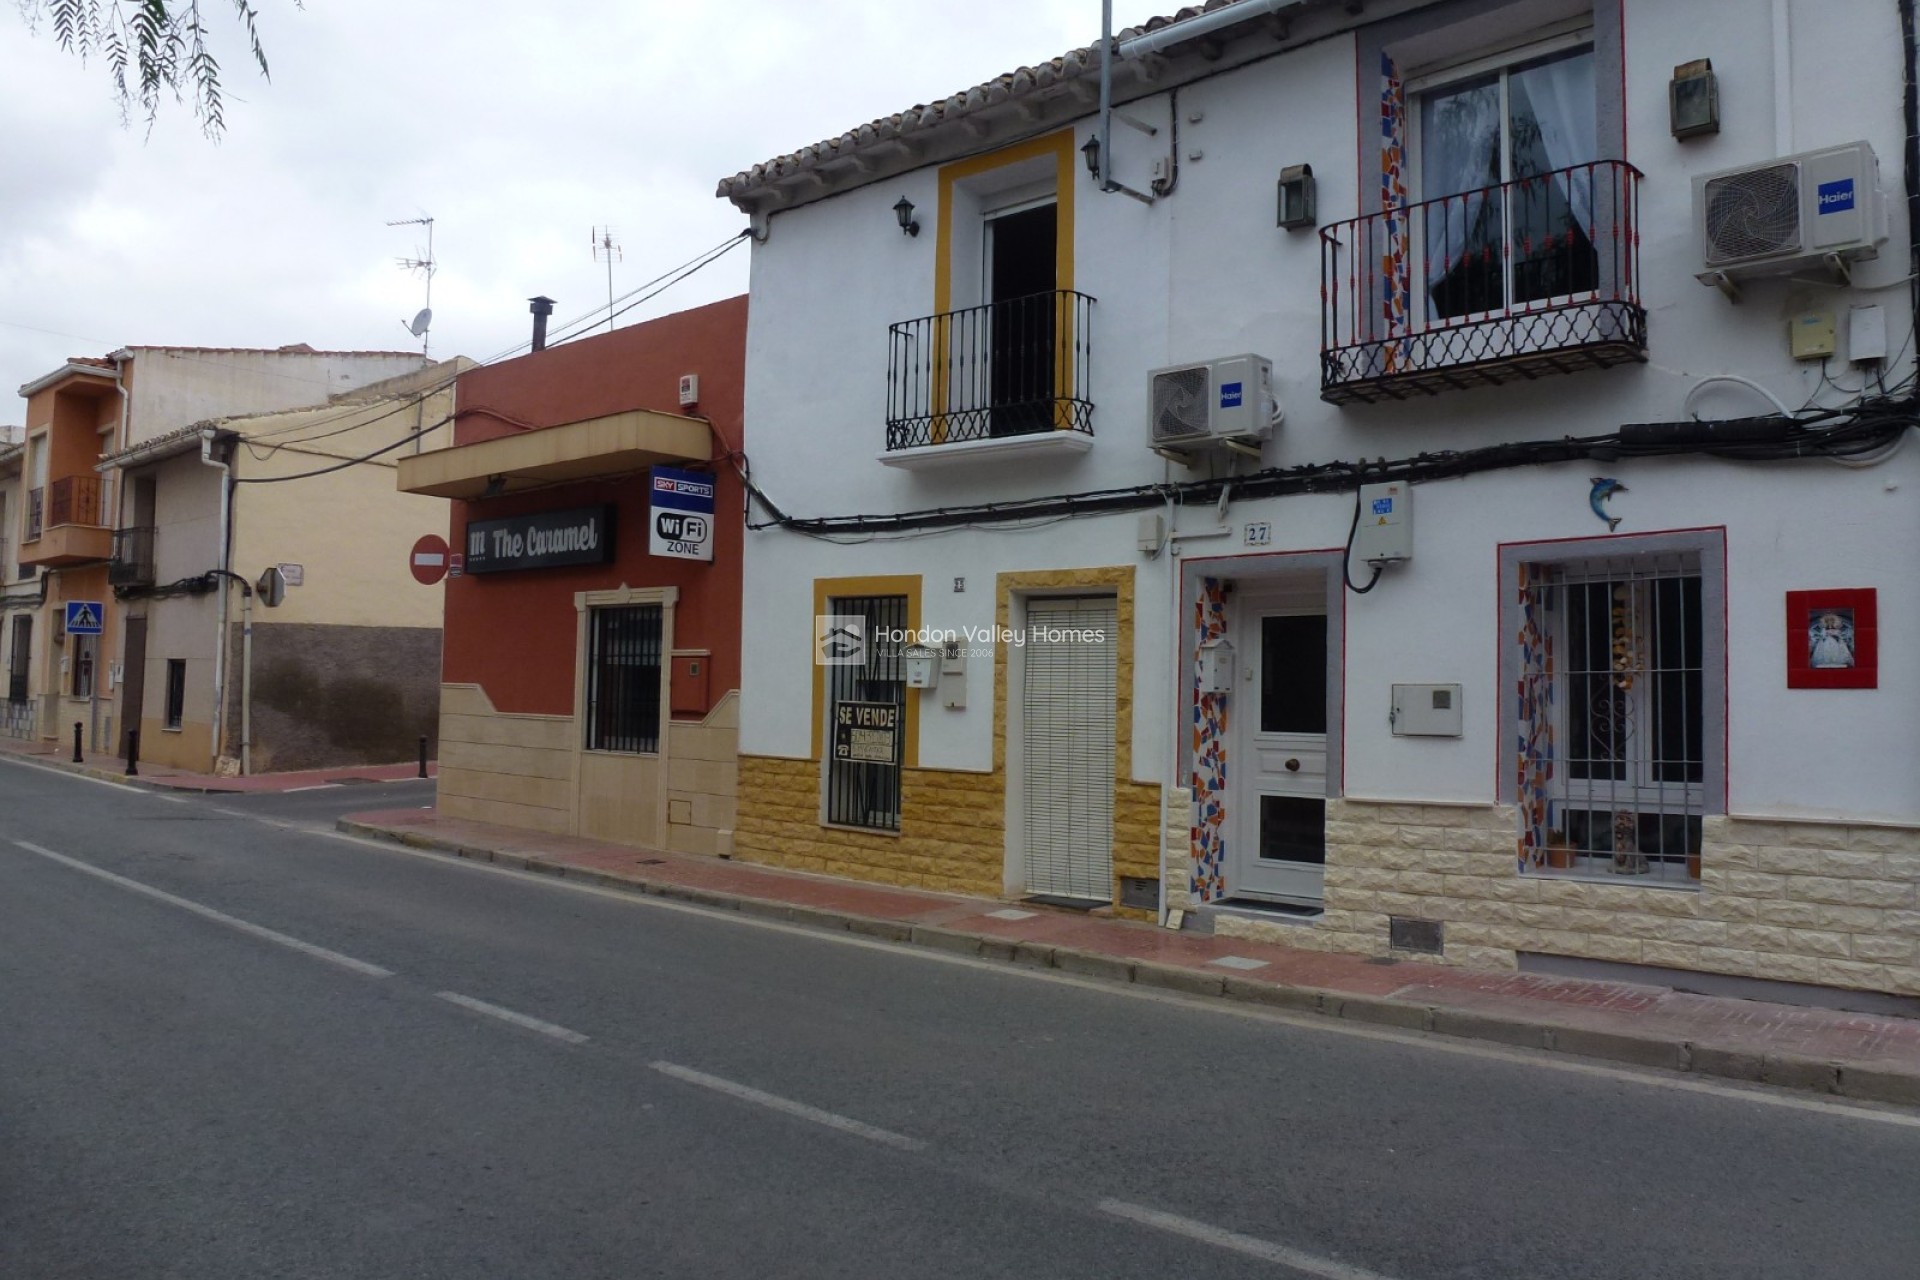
[1285, 758, 1301, 772]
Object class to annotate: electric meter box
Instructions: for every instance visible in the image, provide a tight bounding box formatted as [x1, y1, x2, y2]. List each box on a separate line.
[1391, 683, 1464, 737]
[1354, 482, 1413, 567]
[1197, 638, 1235, 693]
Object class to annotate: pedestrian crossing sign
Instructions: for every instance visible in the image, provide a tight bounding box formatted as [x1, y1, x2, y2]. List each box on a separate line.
[65, 601, 104, 635]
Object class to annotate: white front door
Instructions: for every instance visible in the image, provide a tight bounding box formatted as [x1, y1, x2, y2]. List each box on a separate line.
[1234, 604, 1330, 903]
[1021, 595, 1117, 904]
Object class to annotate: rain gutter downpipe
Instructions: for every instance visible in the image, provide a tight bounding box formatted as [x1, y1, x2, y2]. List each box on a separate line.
[200, 428, 237, 773]
[1099, 0, 1307, 205]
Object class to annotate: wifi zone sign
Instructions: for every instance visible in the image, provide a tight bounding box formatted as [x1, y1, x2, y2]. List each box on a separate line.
[649, 466, 716, 562]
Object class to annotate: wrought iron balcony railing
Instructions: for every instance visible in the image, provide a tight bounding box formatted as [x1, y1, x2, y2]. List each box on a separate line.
[886, 289, 1095, 451]
[1320, 160, 1646, 404]
[109, 526, 156, 587]
[45, 475, 107, 529]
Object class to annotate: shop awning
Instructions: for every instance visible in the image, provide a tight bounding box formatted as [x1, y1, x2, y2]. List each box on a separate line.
[397, 409, 712, 499]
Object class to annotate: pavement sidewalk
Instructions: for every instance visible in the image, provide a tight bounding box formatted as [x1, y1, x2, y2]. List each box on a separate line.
[0, 733, 434, 793]
[338, 804, 1920, 1109]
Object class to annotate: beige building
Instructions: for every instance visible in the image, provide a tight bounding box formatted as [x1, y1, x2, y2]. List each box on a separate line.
[102, 360, 465, 772]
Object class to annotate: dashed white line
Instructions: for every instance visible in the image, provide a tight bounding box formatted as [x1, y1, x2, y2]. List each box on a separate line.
[650, 1060, 926, 1152]
[434, 991, 589, 1044]
[9, 839, 394, 979]
[1098, 1200, 1401, 1279]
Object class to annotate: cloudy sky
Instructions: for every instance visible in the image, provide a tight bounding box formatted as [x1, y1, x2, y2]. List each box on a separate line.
[0, 1, 1169, 414]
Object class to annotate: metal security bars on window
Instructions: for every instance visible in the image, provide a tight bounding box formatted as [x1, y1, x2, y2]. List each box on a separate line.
[825, 595, 906, 831]
[586, 604, 663, 754]
[1518, 554, 1704, 883]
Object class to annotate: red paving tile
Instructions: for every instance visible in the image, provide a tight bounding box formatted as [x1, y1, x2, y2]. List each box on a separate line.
[323, 805, 1920, 1084]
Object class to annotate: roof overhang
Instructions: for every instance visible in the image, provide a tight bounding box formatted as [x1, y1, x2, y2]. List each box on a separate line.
[397, 408, 712, 500]
[18, 361, 119, 399]
[97, 425, 212, 471]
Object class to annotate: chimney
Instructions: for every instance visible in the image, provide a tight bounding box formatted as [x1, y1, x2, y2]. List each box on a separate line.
[528, 295, 556, 351]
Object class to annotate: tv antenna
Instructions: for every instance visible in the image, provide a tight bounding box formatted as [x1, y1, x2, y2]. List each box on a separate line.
[387, 214, 436, 355]
[592, 226, 622, 332]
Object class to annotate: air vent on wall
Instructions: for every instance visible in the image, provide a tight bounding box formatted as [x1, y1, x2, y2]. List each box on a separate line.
[1703, 162, 1801, 263]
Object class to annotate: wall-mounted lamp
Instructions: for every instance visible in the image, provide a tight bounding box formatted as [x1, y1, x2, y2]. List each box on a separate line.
[892, 196, 920, 237]
[1276, 163, 1316, 229]
[1081, 135, 1102, 181]
[1670, 58, 1719, 139]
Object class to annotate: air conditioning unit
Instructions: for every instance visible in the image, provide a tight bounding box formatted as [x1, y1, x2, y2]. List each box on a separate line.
[1148, 355, 1275, 454]
[1695, 141, 1887, 290]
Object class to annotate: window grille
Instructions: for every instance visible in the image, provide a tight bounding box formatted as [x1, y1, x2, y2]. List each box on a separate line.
[1519, 553, 1705, 883]
[586, 604, 663, 753]
[824, 595, 907, 831]
[164, 659, 187, 730]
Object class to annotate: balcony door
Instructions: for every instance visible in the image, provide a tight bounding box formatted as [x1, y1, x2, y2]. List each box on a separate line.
[984, 201, 1056, 437]
[1414, 38, 1598, 323]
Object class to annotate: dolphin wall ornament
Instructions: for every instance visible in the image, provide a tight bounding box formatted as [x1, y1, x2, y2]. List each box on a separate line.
[1589, 477, 1628, 531]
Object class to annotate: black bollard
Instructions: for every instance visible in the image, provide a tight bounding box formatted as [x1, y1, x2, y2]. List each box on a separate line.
[126, 729, 140, 778]
[72, 722, 83, 764]
[418, 735, 429, 779]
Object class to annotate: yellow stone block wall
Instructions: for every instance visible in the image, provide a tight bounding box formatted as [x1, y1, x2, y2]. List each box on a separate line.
[664, 692, 740, 858]
[1208, 797, 1920, 997]
[735, 756, 1005, 895]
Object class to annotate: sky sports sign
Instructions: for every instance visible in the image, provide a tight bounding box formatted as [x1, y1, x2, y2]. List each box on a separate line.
[649, 466, 715, 562]
[463, 506, 613, 574]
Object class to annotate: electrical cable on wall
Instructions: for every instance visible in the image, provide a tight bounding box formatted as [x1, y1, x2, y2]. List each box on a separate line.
[1340, 488, 1384, 594]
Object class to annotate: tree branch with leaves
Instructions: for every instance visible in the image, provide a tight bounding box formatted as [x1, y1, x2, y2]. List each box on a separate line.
[16, 0, 286, 137]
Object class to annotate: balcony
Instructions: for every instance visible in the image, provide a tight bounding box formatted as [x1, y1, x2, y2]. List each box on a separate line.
[1320, 160, 1646, 405]
[883, 290, 1095, 469]
[22, 476, 113, 567]
[109, 526, 156, 587]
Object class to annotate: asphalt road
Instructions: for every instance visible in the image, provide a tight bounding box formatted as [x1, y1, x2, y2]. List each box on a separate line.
[2, 754, 1917, 1280]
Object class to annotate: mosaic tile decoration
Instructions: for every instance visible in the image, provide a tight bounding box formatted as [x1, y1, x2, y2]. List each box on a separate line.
[1379, 51, 1411, 369]
[1516, 564, 1557, 871]
[1191, 577, 1231, 902]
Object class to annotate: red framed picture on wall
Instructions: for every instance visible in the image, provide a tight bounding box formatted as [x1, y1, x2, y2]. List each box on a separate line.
[1786, 589, 1877, 689]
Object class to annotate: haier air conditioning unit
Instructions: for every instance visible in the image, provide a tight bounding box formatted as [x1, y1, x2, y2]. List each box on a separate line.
[1148, 355, 1276, 456]
[1695, 141, 1887, 291]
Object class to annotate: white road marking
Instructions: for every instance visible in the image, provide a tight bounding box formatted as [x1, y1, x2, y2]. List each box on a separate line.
[0, 752, 149, 794]
[650, 1060, 926, 1152]
[1208, 955, 1271, 971]
[1099, 1200, 1401, 1280]
[9, 839, 394, 979]
[323, 829, 1920, 1128]
[434, 991, 588, 1044]
[283, 784, 340, 793]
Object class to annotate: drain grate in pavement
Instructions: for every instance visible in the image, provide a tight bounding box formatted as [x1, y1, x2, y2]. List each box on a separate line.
[1021, 894, 1106, 912]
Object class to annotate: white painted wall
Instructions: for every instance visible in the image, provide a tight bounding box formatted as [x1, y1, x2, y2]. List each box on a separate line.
[739, 0, 1920, 822]
[125, 349, 428, 448]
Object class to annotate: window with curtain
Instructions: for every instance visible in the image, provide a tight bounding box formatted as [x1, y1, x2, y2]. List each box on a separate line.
[1418, 43, 1598, 321]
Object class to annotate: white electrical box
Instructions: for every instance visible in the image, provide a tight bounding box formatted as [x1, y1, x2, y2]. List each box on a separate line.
[1137, 512, 1165, 553]
[1197, 638, 1235, 693]
[1354, 482, 1413, 567]
[1391, 684, 1463, 737]
[1851, 304, 1889, 364]
[903, 644, 939, 690]
[678, 373, 700, 407]
[939, 641, 967, 710]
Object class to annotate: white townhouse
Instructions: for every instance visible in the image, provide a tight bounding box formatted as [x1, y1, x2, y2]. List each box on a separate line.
[720, 0, 1920, 1005]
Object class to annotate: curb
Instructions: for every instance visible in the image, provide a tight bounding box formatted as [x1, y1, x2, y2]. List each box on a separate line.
[336, 817, 1920, 1111]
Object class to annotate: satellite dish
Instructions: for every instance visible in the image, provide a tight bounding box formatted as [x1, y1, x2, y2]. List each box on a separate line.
[407, 307, 434, 337]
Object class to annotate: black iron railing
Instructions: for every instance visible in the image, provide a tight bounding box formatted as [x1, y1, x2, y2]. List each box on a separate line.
[109, 526, 156, 587]
[1320, 160, 1646, 404]
[886, 289, 1095, 451]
